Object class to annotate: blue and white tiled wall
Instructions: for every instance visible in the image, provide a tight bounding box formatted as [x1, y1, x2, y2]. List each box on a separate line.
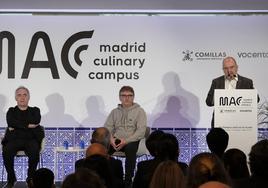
[1, 127, 268, 181]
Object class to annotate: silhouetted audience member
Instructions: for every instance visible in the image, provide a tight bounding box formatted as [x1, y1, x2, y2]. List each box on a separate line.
[223, 148, 250, 180]
[145, 130, 165, 157]
[91, 127, 111, 150]
[133, 132, 188, 188]
[198, 181, 231, 188]
[206, 128, 229, 159]
[61, 168, 105, 188]
[133, 130, 165, 188]
[29, 168, 55, 188]
[84, 154, 114, 188]
[156, 133, 186, 168]
[75, 127, 123, 188]
[149, 160, 184, 188]
[85, 143, 108, 158]
[186, 152, 232, 188]
[235, 139, 268, 188]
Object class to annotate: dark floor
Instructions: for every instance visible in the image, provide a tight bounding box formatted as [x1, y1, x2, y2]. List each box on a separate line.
[1, 181, 62, 188]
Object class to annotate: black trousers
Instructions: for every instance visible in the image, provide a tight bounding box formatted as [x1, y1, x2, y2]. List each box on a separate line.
[109, 140, 140, 183]
[2, 138, 40, 182]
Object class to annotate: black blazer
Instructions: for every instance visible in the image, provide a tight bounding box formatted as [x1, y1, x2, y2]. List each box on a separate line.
[206, 75, 256, 107]
[75, 156, 124, 188]
[234, 175, 268, 188]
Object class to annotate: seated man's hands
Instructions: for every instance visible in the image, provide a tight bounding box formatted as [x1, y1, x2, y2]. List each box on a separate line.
[28, 124, 39, 128]
[111, 137, 127, 151]
[114, 138, 126, 151]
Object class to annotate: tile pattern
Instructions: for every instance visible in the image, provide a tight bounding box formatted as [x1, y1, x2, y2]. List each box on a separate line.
[0, 127, 268, 181]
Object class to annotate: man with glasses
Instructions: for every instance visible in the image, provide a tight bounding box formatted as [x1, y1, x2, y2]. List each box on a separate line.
[104, 86, 147, 188]
[206, 56, 258, 127]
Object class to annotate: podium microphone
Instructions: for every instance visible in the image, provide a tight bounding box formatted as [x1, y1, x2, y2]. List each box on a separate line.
[227, 74, 236, 80]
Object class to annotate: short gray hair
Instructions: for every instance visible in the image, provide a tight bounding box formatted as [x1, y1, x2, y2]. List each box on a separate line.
[15, 86, 30, 98]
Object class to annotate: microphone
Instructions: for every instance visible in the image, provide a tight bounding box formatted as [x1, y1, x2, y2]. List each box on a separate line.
[115, 138, 121, 145]
[227, 74, 236, 80]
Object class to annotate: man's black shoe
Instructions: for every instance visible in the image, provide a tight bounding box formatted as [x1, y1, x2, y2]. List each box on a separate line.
[26, 177, 33, 188]
[2, 181, 16, 188]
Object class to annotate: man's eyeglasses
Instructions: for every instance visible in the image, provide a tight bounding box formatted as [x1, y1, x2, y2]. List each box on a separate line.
[120, 94, 134, 98]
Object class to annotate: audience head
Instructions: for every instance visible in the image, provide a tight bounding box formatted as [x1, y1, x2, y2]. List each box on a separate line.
[149, 160, 184, 188]
[223, 148, 250, 179]
[186, 152, 231, 188]
[84, 154, 113, 188]
[249, 139, 268, 177]
[157, 133, 179, 161]
[206, 128, 229, 158]
[86, 143, 108, 158]
[91, 127, 111, 150]
[145, 130, 165, 157]
[198, 181, 231, 188]
[61, 168, 105, 188]
[31, 168, 55, 188]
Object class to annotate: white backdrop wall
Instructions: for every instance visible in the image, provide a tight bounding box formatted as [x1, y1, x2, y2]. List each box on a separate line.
[0, 14, 268, 128]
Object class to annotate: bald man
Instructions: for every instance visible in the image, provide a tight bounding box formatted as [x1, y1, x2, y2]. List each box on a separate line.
[91, 127, 111, 150]
[86, 143, 108, 158]
[206, 56, 259, 127]
[75, 127, 124, 188]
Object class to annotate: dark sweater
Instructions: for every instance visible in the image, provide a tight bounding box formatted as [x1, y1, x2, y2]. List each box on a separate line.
[2, 106, 43, 144]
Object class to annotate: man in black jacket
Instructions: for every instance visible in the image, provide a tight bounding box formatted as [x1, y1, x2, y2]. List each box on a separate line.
[133, 132, 188, 188]
[234, 139, 268, 188]
[206, 56, 258, 127]
[2, 86, 44, 188]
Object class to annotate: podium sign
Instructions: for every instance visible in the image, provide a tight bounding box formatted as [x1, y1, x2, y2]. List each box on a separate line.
[214, 89, 257, 155]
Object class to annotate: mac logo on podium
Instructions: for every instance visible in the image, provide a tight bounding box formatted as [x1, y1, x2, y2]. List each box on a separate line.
[214, 89, 257, 156]
[219, 96, 242, 106]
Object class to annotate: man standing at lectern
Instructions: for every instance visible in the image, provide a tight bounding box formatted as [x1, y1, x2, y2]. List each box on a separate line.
[206, 56, 258, 127]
